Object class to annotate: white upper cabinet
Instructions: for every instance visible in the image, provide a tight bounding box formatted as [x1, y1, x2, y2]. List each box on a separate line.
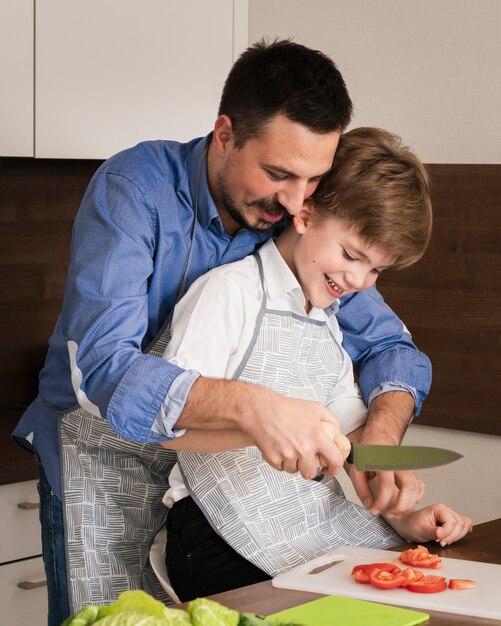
[0, 0, 34, 157]
[35, 0, 248, 159]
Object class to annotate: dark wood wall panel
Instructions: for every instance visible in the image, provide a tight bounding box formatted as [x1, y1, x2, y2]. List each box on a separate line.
[378, 164, 501, 435]
[0, 159, 500, 484]
[0, 157, 102, 483]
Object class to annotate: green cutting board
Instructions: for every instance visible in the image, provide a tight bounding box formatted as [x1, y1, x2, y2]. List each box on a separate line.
[268, 595, 429, 626]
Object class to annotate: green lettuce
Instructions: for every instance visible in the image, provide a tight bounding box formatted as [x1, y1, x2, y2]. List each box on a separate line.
[61, 605, 107, 626]
[61, 590, 190, 626]
[188, 598, 239, 626]
[94, 614, 173, 626]
[61, 590, 304, 626]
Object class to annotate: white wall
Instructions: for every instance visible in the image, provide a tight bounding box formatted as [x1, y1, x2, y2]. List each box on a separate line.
[249, 0, 501, 163]
[337, 425, 501, 525]
[250, 0, 501, 523]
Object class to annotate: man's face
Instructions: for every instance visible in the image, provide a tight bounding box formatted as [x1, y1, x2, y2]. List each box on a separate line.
[214, 114, 340, 235]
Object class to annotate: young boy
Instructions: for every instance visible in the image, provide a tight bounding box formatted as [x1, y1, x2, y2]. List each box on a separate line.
[160, 127, 471, 601]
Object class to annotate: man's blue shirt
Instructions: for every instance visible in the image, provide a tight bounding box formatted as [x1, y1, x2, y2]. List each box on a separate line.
[13, 134, 431, 497]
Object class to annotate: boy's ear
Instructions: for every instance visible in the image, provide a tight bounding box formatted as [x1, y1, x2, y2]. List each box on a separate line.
[293, 201, 315, 234]
[212, 115, 234, 157]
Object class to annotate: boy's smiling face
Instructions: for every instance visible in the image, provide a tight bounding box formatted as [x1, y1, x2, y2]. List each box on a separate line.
[279, 208, 395, 312]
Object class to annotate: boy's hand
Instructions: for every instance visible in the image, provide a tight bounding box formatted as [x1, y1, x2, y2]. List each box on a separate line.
[348, 466, 425, 517]
[386, 503, 473, 546]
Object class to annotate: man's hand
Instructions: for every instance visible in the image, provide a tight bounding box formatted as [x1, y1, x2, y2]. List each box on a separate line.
[348, 390, 424, 516]
[176, 377, 351, 480]
[348, 466, 425, 517]
[319, 420, 351, 473]
[247, 390, 351, 479]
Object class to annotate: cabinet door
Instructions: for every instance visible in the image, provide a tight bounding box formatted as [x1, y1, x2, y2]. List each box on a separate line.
[0, 480, 42, 563]
[36, 0, 248, 159]
[0, 0, 34, 156]
[0, 557, 47, 626]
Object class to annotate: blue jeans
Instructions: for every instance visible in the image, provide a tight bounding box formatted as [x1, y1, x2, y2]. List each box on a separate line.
[37, 460, 71, 626]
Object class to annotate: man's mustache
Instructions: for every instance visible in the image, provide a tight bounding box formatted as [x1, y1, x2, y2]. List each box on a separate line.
[249, 198, 287, 215]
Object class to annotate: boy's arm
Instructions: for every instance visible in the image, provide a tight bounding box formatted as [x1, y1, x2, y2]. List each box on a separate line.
[176, 378, 349, 476]
[164, 270, 349, 478]
[161, 428, 253, 452]
[384, 504, 473, 546]
[162, 420, 350, 460]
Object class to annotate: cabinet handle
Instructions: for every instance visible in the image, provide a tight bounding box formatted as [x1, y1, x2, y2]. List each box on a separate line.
[17, 501, 40, 510]
[17, 579, 47, 590]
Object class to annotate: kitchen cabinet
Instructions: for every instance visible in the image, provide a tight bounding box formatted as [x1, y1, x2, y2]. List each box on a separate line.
[0, 480, 47, 626]
[0, 0, 34, 156]
[35, 0, 249, 158]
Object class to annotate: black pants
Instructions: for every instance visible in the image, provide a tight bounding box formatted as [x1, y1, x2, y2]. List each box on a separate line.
[166, 496, 271, 601]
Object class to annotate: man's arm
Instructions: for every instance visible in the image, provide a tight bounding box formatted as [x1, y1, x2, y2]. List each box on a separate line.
[58, 163, 194, 444]
[337, 286, 432, 415]
[346, 392, 425, 516]
[363, 389, 414, 447]
[337, 286, 431, 515]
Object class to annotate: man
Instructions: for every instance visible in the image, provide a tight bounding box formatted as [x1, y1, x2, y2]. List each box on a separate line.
[13, 39, 430, 623]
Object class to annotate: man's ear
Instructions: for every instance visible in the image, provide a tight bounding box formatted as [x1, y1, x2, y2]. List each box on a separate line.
[212, 115, 234, 158]
[293, 201, 315, 234]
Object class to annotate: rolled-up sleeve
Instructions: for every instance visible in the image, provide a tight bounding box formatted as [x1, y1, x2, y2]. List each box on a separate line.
[336, 286, 432, 416]
[61, 169, 192, 442]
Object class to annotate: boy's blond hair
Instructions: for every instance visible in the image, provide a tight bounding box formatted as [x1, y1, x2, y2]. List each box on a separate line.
[312, 127, 432, 269]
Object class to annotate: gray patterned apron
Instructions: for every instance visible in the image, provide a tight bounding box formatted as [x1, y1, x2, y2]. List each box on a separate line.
[58, 144, 208, 611]
[178, 253, 401, 578]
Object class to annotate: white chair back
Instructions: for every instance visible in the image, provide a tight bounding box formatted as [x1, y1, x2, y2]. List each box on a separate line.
[149, 528, 182, 604]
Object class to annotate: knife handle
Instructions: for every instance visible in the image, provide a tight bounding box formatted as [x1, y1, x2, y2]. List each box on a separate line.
[346, 443, 354, 465]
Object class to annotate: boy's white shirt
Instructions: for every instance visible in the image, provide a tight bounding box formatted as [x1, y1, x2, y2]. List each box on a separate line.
[163, 238, 368, 505]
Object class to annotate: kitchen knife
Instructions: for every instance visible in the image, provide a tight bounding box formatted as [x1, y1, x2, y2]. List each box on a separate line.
[346, 443, 462, 471]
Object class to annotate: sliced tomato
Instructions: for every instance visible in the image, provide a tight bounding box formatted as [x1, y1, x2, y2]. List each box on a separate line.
[449, 578, 477, 590]
[406, 574, 447, 593]
[400, 568, 425, 587]
[353, 569, 371, 584]
[351, 562, 402, 575]
[369, 568, 407, 590]
[399, 545, 442, 569]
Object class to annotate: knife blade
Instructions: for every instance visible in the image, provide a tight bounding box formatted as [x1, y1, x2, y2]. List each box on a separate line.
[346, 443, 463, 471]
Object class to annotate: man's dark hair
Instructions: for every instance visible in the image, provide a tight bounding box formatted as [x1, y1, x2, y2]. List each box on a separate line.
[218, 38, 353, 148]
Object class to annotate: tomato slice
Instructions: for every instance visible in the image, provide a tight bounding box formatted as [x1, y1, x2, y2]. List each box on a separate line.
[399, 545, 442, 569]
[449, 578, 477, 590]
[351, 562, 402, 584]
[353, 569, 371, 584]
[352, 563, 402, 575]
[406, 574, 447, 593]
[369, 568, 407, 590]
[400, 568, 425, 587]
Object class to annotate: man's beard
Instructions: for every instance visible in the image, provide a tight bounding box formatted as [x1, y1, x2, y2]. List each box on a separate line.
[217, 174, 286, 232]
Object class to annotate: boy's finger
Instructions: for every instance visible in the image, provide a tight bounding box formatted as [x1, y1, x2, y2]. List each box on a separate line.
[438, 516, 473, 546]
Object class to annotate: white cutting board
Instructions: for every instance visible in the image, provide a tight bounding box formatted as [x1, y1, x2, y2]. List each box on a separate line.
[272, 545, 501, 620]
